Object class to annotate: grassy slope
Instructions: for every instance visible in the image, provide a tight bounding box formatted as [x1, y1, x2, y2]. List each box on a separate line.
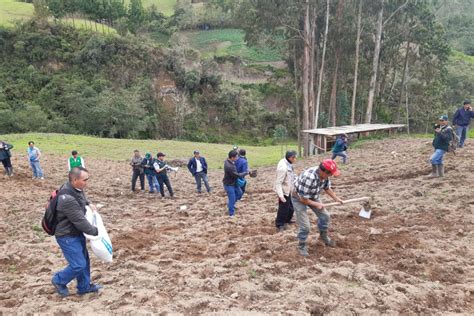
[181, 29, 282, 63]
[0, 133, 295, 169]
[0, 0, 176, 28]
[0, 0, 34, 27]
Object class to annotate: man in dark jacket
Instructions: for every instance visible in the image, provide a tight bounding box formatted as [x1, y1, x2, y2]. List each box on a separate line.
[154, 152, 174, 198]
[223, 150, 250, 217]
[428, 114, 453, 178]
[331, 134, 348, 164]
[187, 150, 211, 193]
[452, 99, 474, 148]
[0, 140, 13, 176]
[52, 167, 102, 297]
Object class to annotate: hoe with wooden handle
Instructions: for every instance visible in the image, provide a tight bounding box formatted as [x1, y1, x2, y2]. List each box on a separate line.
[323, 197, 372, 218]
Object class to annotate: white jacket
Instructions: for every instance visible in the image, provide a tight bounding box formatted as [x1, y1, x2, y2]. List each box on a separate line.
[274, 158, 295, 199]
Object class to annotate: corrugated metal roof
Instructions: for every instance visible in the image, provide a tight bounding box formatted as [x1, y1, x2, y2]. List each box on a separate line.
[302, 124, 406, 136]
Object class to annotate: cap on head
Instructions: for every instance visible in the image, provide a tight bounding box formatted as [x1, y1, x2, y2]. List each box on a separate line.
[463, 99, 471, 105]
[341, 133, 348, 138]
[438, 114, 448, 121]
[145, 153, 151, 159]
[232, 144, 238, 150]
[320, 159, 340, 177]
[194, 150, 200, 154]
[157, 152, 165, 157]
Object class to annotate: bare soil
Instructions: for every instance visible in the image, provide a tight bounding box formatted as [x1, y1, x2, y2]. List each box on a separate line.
[0, 138, 473, 314]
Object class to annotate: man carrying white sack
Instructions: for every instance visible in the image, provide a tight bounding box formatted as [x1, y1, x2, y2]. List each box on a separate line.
[52, 167, 102, 297]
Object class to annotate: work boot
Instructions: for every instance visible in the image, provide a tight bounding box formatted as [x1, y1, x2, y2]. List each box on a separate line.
[427, 164, 438, 178]
[298, 241, 309, 257]
[437, 164, 444, 177]
[7, 167, 13, 177]
[320, 231, 336, 247]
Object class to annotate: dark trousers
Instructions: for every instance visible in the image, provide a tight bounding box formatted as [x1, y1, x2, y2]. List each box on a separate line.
[275, 195, 294, 228]
[241, 181, 247, 195]
[1, 157, 12, 169]
[158, 176, 174, 197]
[131, 169, 145, 191]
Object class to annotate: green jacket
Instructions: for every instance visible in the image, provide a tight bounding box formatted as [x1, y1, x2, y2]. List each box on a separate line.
[68, 156, 84, 170]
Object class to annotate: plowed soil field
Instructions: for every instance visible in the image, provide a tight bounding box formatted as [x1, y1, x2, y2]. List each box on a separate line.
[1, 138, 473, 314]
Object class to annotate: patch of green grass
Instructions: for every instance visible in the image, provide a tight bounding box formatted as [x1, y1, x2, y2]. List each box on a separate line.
[124, 0, 176, 16]
[0, 133, 297, 169]
[181, 29, 282, 63]
[0, 0, 34, 27]
[0, 0, 116, 33]
[451, 50, 474, 65]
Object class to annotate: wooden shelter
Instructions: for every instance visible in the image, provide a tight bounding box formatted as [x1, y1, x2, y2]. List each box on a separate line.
[302, 124, 405, 154]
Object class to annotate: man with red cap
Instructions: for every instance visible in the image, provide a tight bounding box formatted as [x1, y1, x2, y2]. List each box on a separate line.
[291, 159, 344, 257]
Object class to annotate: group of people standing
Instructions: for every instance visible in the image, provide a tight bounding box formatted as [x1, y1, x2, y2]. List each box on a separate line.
[0, 140, 85, 179]
[129, 151, 175, 197]
[428, 99, 473, 177]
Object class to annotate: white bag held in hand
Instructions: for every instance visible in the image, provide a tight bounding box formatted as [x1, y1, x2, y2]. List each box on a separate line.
[84, 206, 113, 263]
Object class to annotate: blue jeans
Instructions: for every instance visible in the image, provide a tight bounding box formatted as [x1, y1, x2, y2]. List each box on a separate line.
[331, 151, 347, 164]
[430, 149, 446, 165]
[30, 160, 44, 178]
[146, 173, 160, 192]
[455, 126, 468, 147]
[53, 235, 91, 293]
[194, 172, 211, 193]
[291, 197, 330, 243]
[224, 184, 242, 216]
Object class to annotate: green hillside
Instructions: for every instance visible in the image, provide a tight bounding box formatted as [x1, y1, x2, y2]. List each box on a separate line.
[0, 133, 292, 169]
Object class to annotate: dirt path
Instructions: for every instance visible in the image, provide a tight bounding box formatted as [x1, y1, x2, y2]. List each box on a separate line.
[0, 138, 473, 314]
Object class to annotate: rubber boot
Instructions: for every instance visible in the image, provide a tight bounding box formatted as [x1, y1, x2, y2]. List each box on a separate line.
[427, 164, 438, 178]
[7, 167, 13, 177]
[298, 241, 309, 257]
[320, 231, 336, 247]
[437, 164, 444, 177]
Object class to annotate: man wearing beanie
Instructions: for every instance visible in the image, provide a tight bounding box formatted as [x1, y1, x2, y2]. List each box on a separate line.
[452, 99, 474, 148]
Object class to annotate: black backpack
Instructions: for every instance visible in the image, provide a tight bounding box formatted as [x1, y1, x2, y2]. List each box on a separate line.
[41, 186, 73, 235]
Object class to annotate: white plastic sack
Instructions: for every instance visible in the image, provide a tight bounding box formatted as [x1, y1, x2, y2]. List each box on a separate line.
[84, 206, 113, 263]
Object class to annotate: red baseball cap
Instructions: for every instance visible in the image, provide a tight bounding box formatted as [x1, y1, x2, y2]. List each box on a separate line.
[320, 159, 341, 176]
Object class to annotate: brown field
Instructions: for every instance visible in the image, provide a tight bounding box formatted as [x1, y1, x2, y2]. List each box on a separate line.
[0, 138, 473, 314]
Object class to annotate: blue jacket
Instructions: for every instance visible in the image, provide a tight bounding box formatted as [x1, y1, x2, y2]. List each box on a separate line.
[452, 107, 474, 126]
[332, 137, 347, 153]
[187, 157, 208, 175]
[235, 156, 248, 175]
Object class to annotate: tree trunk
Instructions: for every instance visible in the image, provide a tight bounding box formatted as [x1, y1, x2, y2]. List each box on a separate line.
[329, 62, 338, 126]
[314, 0, 330, 129]
[308, 5, 316, 130]
[293, 43, 302, 158]
[302, 0, 311, 157]
[328, 0, 345, 127]
[351, 0, 362, 125]
[365, 0, 384, 124]
[397, 38, 411, 123]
